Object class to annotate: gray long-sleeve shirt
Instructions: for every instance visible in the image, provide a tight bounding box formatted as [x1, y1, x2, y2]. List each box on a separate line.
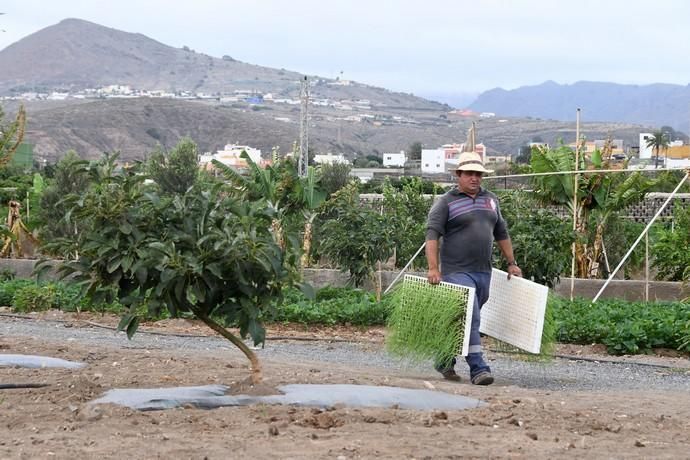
[426, 187, 509, 274]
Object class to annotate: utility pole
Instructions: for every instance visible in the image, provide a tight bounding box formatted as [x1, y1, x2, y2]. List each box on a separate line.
[298, 76, 309, 177]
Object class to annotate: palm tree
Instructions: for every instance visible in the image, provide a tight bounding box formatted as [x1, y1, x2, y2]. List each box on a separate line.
[645, 131, 670, 169]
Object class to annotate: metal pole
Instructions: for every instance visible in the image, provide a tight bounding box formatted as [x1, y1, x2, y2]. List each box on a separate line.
[645, 231, 649, 302]
[601, 239, 611, 274]
[592, 171, 689, 303]
[570, 108, 581, 300]
[383, 241, 426, 295]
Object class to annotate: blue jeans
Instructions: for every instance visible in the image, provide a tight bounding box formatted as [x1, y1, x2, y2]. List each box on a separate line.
[435, 271, 492, 378]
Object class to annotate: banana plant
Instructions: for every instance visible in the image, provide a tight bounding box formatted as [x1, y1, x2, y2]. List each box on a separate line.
[530, 140, 653, 278]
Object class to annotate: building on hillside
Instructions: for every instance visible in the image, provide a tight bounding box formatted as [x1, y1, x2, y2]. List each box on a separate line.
[639, 133, 654, 159]
[529, 142, 549, 150]
[421, 149, 446, 174]
[313, 153, 350, 165]
[198, 144, 268, 171]
[382, 150, 406, 167]
[443, 143, 487, 170]
[567, 139, 624, 157]
[485, 154, 512, 164]
[350, 168, 404, 183]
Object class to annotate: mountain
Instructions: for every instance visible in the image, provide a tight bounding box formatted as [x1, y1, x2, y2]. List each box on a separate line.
[0, 18, 444, 110]
[0, 20, 652, 161]
[470, 81, 690, 133]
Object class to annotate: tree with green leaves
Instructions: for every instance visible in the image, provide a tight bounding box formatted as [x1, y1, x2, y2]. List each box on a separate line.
[530, 140, 653, 278]
[39, 154, 305, 384]
[37, 151, 90, 255]
[147, 137, 199, 194]
[645, 130, 670, 169]
[381, 177, 434, 269]
[494, 191, 575, 287]
[318, 161, 352, 197]
[319, 182, 394, 287]
[407, 141, 422, 161]
[652, 204, 690, 281]
[212, 152, 325, 267]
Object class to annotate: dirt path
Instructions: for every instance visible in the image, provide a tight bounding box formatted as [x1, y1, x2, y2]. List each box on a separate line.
[1, 316, 690, 459]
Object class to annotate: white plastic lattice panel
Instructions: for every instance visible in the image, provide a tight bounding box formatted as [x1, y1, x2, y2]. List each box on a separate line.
[480, 269, 548, 354]
[401, 275, 475, 356]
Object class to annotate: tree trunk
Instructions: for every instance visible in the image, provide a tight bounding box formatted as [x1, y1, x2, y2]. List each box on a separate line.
[301, 219, 312, 268]
[195, 311, 262, 384]
[271, 218, 284, 250]
[587, 221, 607, 278]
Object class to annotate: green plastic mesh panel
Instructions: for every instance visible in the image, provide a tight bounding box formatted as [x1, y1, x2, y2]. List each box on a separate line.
[386, 275, 474, 363]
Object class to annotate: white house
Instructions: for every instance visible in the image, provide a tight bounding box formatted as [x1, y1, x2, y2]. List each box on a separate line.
[421, 149, 445, 174]
[383, 150, 406, 167]
[639, 133, 654, 159]
[313, 153, 349, 165]
[199, 144, 263, 170]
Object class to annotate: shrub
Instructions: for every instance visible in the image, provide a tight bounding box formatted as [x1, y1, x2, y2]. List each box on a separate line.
[495, 192, 575, 287]
[12, 284, 57, 312]
[318, 183, 394, 287]
[652, 204, 690, 281]
[271, 286, 391, 326]
[0, 279, 34, 306]
[551, 296, 690, 354]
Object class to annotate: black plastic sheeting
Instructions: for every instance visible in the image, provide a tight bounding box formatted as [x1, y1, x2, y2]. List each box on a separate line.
[0, 354, 86, 369]
[92, 383, 484, 411]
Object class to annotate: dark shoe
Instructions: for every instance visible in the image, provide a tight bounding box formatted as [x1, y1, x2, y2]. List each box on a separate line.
[439, 368, 462, 382]
[471, 371, 494, 386]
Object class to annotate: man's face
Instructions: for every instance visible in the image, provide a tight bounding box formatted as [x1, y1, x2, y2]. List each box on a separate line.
[456, 170, 483, 195]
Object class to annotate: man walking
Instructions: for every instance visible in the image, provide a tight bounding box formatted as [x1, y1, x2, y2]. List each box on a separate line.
[426, 150, 521, 385]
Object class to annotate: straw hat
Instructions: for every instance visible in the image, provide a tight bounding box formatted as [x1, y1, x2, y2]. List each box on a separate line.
[449, 151, 494, 174]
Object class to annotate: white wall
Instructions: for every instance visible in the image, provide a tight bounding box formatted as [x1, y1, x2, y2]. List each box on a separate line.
[639, 133, 654, 159]
[421, 149, 445, 173]
[313, 153, 349, 165]
[383, 151, 406, 167]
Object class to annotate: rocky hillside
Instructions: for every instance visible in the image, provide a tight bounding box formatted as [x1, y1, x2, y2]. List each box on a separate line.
[11, 98, 647, 162]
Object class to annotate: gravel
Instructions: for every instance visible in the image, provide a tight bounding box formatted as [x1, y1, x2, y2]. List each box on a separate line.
[3, 316, 690, 392]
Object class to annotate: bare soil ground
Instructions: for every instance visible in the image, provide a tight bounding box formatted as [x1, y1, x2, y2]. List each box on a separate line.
[2, 313, 690, 459]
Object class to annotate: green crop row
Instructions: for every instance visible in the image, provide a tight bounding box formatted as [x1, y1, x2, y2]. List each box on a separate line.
[2, 279, 688, 356]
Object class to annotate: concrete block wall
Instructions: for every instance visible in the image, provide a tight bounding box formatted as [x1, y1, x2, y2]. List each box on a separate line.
[303, 269, 687, 302]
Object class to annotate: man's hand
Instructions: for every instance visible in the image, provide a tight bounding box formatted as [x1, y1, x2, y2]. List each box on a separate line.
[427, 268, 442, 285]
[507, 263, 522, 280]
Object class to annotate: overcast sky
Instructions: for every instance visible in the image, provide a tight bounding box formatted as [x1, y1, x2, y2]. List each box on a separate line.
[2, 0, 689, 106]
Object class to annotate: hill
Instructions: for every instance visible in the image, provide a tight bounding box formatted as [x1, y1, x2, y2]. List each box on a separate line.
[0, 18, 444, 110]
[12, 98, 647, 163]
[470, 81, 690, 133]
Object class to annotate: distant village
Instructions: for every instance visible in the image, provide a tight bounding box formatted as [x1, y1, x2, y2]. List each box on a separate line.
[201, 132, 690, 185]
[0, 82, 424, 126]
